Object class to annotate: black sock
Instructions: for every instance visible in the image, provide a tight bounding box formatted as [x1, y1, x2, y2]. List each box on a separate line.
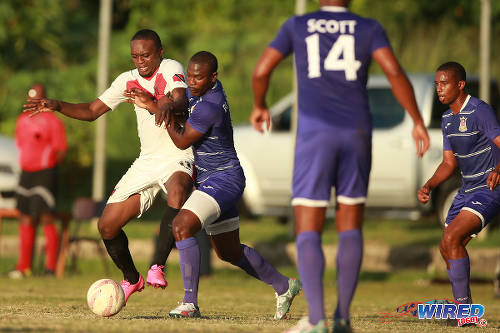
[151, 206, 179, 267]
[103, 229, 139, 284]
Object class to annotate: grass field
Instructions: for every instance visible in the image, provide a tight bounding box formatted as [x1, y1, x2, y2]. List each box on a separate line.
[1, 216, 500, 332]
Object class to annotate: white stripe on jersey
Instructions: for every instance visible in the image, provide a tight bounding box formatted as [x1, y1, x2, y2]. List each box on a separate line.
[197, 151, 224, 156]
[462, 168, 494, 179]
[464, 184, 488, 193]
[459, 109, 475, 115]
[454, 146, 491, 158]
[447, 131, 480, 138]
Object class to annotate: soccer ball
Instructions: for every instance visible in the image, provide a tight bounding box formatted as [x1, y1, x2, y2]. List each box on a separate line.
[87, 279, 125, 317]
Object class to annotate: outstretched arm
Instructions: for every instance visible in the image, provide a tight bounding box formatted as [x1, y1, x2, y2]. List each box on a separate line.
[23, 98, 110, 121]
[373, 47, 430, 157]
[417, 150, 457, 204]
[250, 47, 284, 133]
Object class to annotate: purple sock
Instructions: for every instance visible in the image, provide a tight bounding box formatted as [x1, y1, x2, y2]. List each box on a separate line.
[176, 237, 200, 306]
[234, 244, 289, 295]
[448, 256, 472, 304]
[297, 231, 325, 325]
[334, 229, 363, 321]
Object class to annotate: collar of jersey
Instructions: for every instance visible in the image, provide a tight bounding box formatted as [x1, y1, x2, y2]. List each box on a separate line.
[457, 95, 471, 114]
[321, 6, 348, 12]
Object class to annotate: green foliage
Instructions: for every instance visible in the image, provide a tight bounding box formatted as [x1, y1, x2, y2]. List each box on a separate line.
[0, 0, 499, 178]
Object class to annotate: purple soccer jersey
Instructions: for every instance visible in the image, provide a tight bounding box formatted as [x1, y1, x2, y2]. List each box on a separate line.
[442, 95, 500, 193]
[270, 7, 389, 204]
[441, 95, 500, 228]
[187, 80, 245, 214]
[270, 7, 391, 133]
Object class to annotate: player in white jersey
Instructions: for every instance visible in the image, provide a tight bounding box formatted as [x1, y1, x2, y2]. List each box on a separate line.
[24, 29, 194, 303]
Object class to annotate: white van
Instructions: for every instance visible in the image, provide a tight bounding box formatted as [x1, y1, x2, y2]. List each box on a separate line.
[233, 75, 500, 224]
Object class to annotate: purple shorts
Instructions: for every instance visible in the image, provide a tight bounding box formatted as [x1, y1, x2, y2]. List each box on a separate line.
[292, 128, 372, 206]
[446, 188, 500, 229]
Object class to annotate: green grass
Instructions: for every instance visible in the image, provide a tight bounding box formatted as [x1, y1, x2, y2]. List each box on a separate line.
[0, 262, 499, 332]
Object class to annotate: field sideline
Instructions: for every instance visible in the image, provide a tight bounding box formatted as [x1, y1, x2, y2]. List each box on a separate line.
[1, 261, 500, 332]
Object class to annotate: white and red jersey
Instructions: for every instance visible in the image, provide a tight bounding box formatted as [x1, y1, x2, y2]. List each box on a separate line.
[99, 58, 192, 160]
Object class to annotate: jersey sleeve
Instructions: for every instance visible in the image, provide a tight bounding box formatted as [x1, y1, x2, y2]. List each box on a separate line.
[98, 72, 129, 110]
[187, 102, 219, 134]
[370, 20, 391, 53]
[476, 102, 500, 141]
[269, 16, 295, 57]
[162, 59, 188, 92]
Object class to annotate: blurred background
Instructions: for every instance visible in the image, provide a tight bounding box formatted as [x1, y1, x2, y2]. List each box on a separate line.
[0, 0, 499, 211]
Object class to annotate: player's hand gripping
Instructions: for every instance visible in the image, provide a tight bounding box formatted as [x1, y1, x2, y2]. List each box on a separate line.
[486, 168, 500, 191]
[124, 88, 155, 111]
[23, 98, 60, 116]
[412, 122, 430, 158]
[250, 106, 271, 133]
[417, 184, 432, 204]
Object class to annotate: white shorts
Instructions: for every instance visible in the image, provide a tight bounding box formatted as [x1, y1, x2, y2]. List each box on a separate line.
[182, 190, 239, 235]
[107, 157, 194, 217]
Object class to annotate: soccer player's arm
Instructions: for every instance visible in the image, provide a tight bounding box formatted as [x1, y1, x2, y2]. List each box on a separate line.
[251, 17, 293, 133]
[487, 135, 500, 190]
[23, 98, 110, 121]
[480, 106, 500, 190]
[156, 87, 188, 127]
[166, 103, 216, 150]
[418, 150, 457, 204]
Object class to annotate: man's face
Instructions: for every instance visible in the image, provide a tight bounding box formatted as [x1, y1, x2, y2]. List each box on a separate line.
[130, 39, 163, 78]
[186, 61, 216, 97]
[434, 70, 463, 105]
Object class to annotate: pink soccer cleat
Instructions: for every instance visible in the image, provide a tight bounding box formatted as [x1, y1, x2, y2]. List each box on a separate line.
[147, 264, 168, 289]
[120, 274, 145, 304]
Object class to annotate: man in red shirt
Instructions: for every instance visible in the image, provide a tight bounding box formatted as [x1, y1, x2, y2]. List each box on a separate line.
[9, 83, 67, 279]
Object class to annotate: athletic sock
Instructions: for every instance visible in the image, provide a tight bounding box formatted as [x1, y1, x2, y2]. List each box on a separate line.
[297, 231, 325, 325]
[176, 237, 200, 306]
[16, 223, 35, 272]
[234, 244, 289, 295]
[448, 256, 472, 304]
[103, 230, 139, 284]
[334, 229, 363, 321]
[151, 206, 179, 267]
[43, 223, 59, 271]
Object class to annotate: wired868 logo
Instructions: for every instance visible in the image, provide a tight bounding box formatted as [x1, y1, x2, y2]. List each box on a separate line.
[418, 301, 487, 327]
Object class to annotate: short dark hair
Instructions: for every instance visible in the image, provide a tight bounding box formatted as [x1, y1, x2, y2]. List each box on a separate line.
[190, 51, 218, 74]
[131, 29, 162, 50]
[437, 62, 466, 82]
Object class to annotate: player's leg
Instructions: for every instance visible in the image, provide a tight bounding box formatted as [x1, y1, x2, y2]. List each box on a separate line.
[98, 194, 145, 302]
[169, 208, 202, 318]
[149, 170, 193, 288]
[441, 210, 481, 304]
[208, 225, 299, 320]
[333, 203, 364, 330]
[40, 212, 58, 275]
[10, 212, 36, 278]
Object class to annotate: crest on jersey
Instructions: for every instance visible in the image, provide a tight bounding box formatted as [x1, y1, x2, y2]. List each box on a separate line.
[459, 117, 467, 132]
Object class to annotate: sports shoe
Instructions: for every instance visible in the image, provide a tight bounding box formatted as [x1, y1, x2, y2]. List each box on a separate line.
[120, 274, 145, 303]
[8, 269, 32, 280]
[333, 318, 353, 333]
[147, 264, 167, 289]
[284, 317, 328, 333]
[275, 278, 302, 319]
[169, 302, 201, 318]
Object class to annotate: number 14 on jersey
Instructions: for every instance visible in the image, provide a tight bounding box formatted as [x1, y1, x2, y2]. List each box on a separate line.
[305, 34, 361, 81]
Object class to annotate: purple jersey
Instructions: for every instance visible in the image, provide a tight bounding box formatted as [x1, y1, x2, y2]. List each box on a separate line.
[270, 7, 391, 133]
[187, 80, 244, 185]
[442, 95, 500, 193]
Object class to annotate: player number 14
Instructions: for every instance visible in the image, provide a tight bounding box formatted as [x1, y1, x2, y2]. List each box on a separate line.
[305, 34, 361, 81]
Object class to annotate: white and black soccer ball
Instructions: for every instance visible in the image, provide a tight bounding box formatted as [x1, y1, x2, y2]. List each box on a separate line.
[87, 279, 125, 317]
